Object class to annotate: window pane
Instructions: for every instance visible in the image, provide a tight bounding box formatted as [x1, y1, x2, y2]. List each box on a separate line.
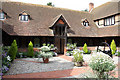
[107, 18, 109, 25]
[21, 15, 24, 21]
[86, 23, 88, 26]
[109, 17, 112, 25]
[25, 16, 28, 21]
[0, 13, 4, 19]
[112, 16, 115, 24]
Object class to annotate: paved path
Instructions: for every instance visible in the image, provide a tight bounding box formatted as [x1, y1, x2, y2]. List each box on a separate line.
[3, 55, 119, 79]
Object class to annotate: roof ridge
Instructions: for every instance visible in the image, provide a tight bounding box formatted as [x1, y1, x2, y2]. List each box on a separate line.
[3, 1, 90, 14]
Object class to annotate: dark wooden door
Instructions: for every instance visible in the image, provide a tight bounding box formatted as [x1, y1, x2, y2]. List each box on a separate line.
[55, 37, 65, 54]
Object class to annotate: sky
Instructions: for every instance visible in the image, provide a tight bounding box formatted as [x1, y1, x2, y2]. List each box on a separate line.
[6, 0, 112, 11]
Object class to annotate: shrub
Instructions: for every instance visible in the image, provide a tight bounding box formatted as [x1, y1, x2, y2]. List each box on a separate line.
[41, 46, 50, 52]
[34, 51, 41, 58]
[73, 50, 83, 62]
[68, 39, 72, 43]
[83, 43, 88, 53]
[28, 41, 34, 57]
[8, 40, 18, 62]
[66, 43, 77, 50]
[115, 51, 120, 57]
[66, 51, 73, 56]
[110, 39, 116, 55]
[89, 52, 116, 79]
[43, 43, 46, 46]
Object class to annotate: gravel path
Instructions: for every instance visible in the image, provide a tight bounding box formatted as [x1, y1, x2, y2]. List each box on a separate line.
[5, 57, 75, 75]
[5, 54, 119, 75]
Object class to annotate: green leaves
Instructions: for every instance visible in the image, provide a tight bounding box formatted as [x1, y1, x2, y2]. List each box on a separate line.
[28, 41, 33, 57]
[110, 39, 116, 54]
[89, 52, 116, 79]
[73, 51, 83, 62]
[8, 40, 18, 62]
[83, 43, 88, 53]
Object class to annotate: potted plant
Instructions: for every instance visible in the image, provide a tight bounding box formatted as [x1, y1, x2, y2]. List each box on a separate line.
[73, 49, 84, 67]
[39, 51, 53, 63]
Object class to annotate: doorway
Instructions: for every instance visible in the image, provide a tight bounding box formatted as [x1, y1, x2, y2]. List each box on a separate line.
[54, 37, 65, 54]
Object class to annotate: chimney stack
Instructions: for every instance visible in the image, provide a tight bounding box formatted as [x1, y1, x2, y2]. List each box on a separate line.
[89, 3, 94, 12]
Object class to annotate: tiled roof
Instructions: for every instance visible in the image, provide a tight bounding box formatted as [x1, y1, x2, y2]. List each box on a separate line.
[1, 2, 98, 37]
[1, 2, 120, 37]
[91, 2, 120, 20]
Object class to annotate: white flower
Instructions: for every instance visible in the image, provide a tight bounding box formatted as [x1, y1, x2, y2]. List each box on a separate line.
[89, 52, 116, 73]
[7, 56, 11, 61]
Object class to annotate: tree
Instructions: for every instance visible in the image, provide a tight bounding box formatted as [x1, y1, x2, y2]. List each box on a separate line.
[83, 43, 88, 53]
[110, 39, 116, 54]
[28, 41, 34, 57]
[8, 40, 18, 62]
[81, 9, 88, 12]
[47, 2, 54, 7]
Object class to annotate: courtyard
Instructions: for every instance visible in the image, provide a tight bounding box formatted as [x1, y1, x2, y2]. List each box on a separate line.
[2, 54, 119, 79]
[1, 0, 120, 80]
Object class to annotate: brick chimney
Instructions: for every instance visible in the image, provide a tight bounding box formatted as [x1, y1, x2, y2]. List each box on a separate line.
[89, 3, 94, 12]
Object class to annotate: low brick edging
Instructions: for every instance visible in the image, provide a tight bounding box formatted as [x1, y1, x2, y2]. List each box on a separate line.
[3, 67, 90, 78]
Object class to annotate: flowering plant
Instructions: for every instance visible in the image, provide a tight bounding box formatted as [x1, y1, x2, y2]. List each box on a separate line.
[73, 49, 84, 62]
[39, 51, 53, 59]
[89, 52, 116, 79]
[1, 50, 11, 75]
[73, 49, 83, 55]
[41, 46, 50, 52]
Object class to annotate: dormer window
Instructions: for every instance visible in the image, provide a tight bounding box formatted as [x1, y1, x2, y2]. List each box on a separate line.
[82, 19, 89, 27]
[83, 21, 89, 27]
[19, 12, 29, 22]
[21, 15, 28, 21]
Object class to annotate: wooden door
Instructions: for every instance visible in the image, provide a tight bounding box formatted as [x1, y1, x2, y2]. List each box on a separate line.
[54, 37, 65, 54]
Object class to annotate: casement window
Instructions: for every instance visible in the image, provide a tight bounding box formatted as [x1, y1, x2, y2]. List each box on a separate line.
[83, 21, 89, 27]
[20, 15, 28, 21]
[81, 18, 89, 27]
[0, 12, 5, 20]
[104, 16, 115, 26]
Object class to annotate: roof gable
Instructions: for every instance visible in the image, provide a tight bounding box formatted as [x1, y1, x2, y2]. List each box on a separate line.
[49, 14, 71, 29]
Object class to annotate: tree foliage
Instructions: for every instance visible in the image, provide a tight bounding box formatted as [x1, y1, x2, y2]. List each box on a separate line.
[110, 39, 116, 54]
[8, 40, 18, 62]
[28, 41, 34, 57]
[81, 9, 88, 12]
[83, 43, 88, 53]
[47, 2, 54, 7]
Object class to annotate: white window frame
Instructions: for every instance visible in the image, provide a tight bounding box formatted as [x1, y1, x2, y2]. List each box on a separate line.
[20, 15, 28, 22]
[104, 16, 115, 26]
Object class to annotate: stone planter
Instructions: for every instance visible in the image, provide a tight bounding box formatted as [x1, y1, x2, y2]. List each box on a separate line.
[43, 58, 49, 63]
[74, 62, 83, 67]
